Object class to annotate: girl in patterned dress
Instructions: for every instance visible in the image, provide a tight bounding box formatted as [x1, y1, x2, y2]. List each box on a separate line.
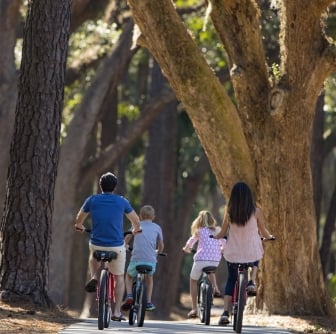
[182, 210, 226, 318]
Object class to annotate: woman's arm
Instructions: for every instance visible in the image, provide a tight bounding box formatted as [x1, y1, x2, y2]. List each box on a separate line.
[256, 208, 274, 239]
[214, 214, 229, 239]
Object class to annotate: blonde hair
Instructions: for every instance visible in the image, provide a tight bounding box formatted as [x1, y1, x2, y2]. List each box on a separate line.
[140, 205, 155, 220]
[191, 210, 217, 236]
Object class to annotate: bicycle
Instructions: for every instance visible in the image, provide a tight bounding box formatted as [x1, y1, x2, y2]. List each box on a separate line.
[230, 237, 275, 333]
[197, 265, 217, 325]
[79, 227, 132, 330]
[128, 252, 167, 327]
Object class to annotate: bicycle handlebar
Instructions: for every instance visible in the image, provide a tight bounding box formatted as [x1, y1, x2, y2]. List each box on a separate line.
[75, 227, 140, 237]
[209, 234, 275, 241]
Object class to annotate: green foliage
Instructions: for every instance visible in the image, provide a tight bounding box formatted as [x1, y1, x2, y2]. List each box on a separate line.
[183, 13, 228, 72]
[68, 20, 120, 63]
[175, 0, 200, 7]
[271, 63, 280, 81]
[125, 154, 144, 210]
[118, 102, 140, 121]
[324, 76, 336, 133]
[328, 274, 336, 301]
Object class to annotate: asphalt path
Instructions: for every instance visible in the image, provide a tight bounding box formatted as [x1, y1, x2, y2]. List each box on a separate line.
[58, 318, 292, 334]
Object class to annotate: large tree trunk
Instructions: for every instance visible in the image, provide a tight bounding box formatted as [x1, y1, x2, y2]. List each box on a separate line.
[0, 0, 71, 306]
[128, 0, 335, 315]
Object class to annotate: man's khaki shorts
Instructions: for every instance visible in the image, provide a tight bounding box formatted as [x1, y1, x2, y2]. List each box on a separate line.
[89, 243, 126, 276]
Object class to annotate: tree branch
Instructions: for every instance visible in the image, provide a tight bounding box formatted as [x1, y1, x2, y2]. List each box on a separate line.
[79, 89, 176, 188]
[128, 0, 256, 191]
[209, 0, 269, 98]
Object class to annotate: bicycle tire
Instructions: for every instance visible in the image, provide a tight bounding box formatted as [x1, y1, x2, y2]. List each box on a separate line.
[235, 272, 247, 333]
[129, 282, 136, 326]
[198, 281, 205, 323]
[136, 282, 146, 327]
[204, 282, 213, 325]
[104, 274, 113, 328]
[98, 270, 108, 330]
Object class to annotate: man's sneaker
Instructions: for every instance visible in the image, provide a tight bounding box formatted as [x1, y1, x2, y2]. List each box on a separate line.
[247, 280, 256, 296]
[146, 302, 156, 311]
[218, 311, 230, 325]
[121, 295, 133, 311]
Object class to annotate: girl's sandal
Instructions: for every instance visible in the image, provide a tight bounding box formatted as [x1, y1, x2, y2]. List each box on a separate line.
[187, 310, 197, 318]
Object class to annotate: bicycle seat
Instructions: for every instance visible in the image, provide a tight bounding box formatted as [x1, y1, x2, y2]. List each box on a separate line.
[230, 262, 254, 269]
[135, 264, 153, 273]
[93, 250, 118, 262]
[202, 266, 217, 274]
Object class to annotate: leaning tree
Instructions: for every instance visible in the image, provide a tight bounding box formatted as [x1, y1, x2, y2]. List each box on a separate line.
[128, 0, 336, 315]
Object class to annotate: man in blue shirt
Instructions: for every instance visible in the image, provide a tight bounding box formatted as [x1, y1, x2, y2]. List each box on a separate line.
[75, 172, 141, 321]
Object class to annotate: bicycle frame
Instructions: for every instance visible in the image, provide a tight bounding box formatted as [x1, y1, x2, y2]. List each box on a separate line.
[96, 266, 115, 309]
[93, 250, 118, 330]
[129, 264, 151, 327]
[231, 263, 251, 333]
[197, 266, 216, 326]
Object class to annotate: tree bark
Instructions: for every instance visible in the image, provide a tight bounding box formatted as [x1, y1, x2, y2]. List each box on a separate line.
[0, 0, 21, 214]
[128, 0, 335, 315]
[0, 0, 71, 306]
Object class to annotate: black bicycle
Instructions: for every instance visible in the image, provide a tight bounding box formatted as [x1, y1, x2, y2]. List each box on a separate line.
[128, 252, 167, 327]
[197, 265, 217, 325]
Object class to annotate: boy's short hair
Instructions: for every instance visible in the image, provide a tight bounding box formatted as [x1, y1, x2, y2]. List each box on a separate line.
[140, 205, 155, 220]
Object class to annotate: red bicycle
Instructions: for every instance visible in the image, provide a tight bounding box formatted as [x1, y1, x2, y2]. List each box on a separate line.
[81, 228, 132, 330]
[231, 237, 275, 333]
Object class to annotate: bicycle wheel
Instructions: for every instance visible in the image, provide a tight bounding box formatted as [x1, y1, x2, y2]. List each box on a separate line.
[197, 280, 205, 323]
[136, 282, 147, 327]
[204, 282, 213, 325]
[103, 274, 113, 328]
[235, 272, 247, 333]
[98, 269, 108, 330]
[129, 282, 136, 326]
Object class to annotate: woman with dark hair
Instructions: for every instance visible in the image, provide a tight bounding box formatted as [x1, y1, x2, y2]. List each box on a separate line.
[214, 182, 274, 325]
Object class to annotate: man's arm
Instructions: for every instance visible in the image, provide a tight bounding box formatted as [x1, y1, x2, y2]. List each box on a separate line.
[126, 210, 141, 233]
[256, 208, 274, 239]
[74, 209, 89, 231]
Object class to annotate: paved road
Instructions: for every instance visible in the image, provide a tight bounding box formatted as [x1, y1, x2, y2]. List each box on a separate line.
[58, 318, 292, 334]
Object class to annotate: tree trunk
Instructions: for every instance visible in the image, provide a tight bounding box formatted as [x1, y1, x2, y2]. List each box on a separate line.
[0, 0, 21, 214]
[141, 62, 178, 318]
[128, 0, 335, 315]
[311, 93, 325, 236]
[0, 0, 71, 306]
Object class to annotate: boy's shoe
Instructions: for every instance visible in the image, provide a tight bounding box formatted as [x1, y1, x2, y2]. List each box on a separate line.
[121, 296, 134, 311]
[84, 278, 97, 293]
[146, 302, 156, 311]
[247, 280, 257, 296]
[218, 311, 230, 325]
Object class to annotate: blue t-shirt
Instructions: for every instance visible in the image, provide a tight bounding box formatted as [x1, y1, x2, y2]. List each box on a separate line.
[82, 193, 133, 247]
